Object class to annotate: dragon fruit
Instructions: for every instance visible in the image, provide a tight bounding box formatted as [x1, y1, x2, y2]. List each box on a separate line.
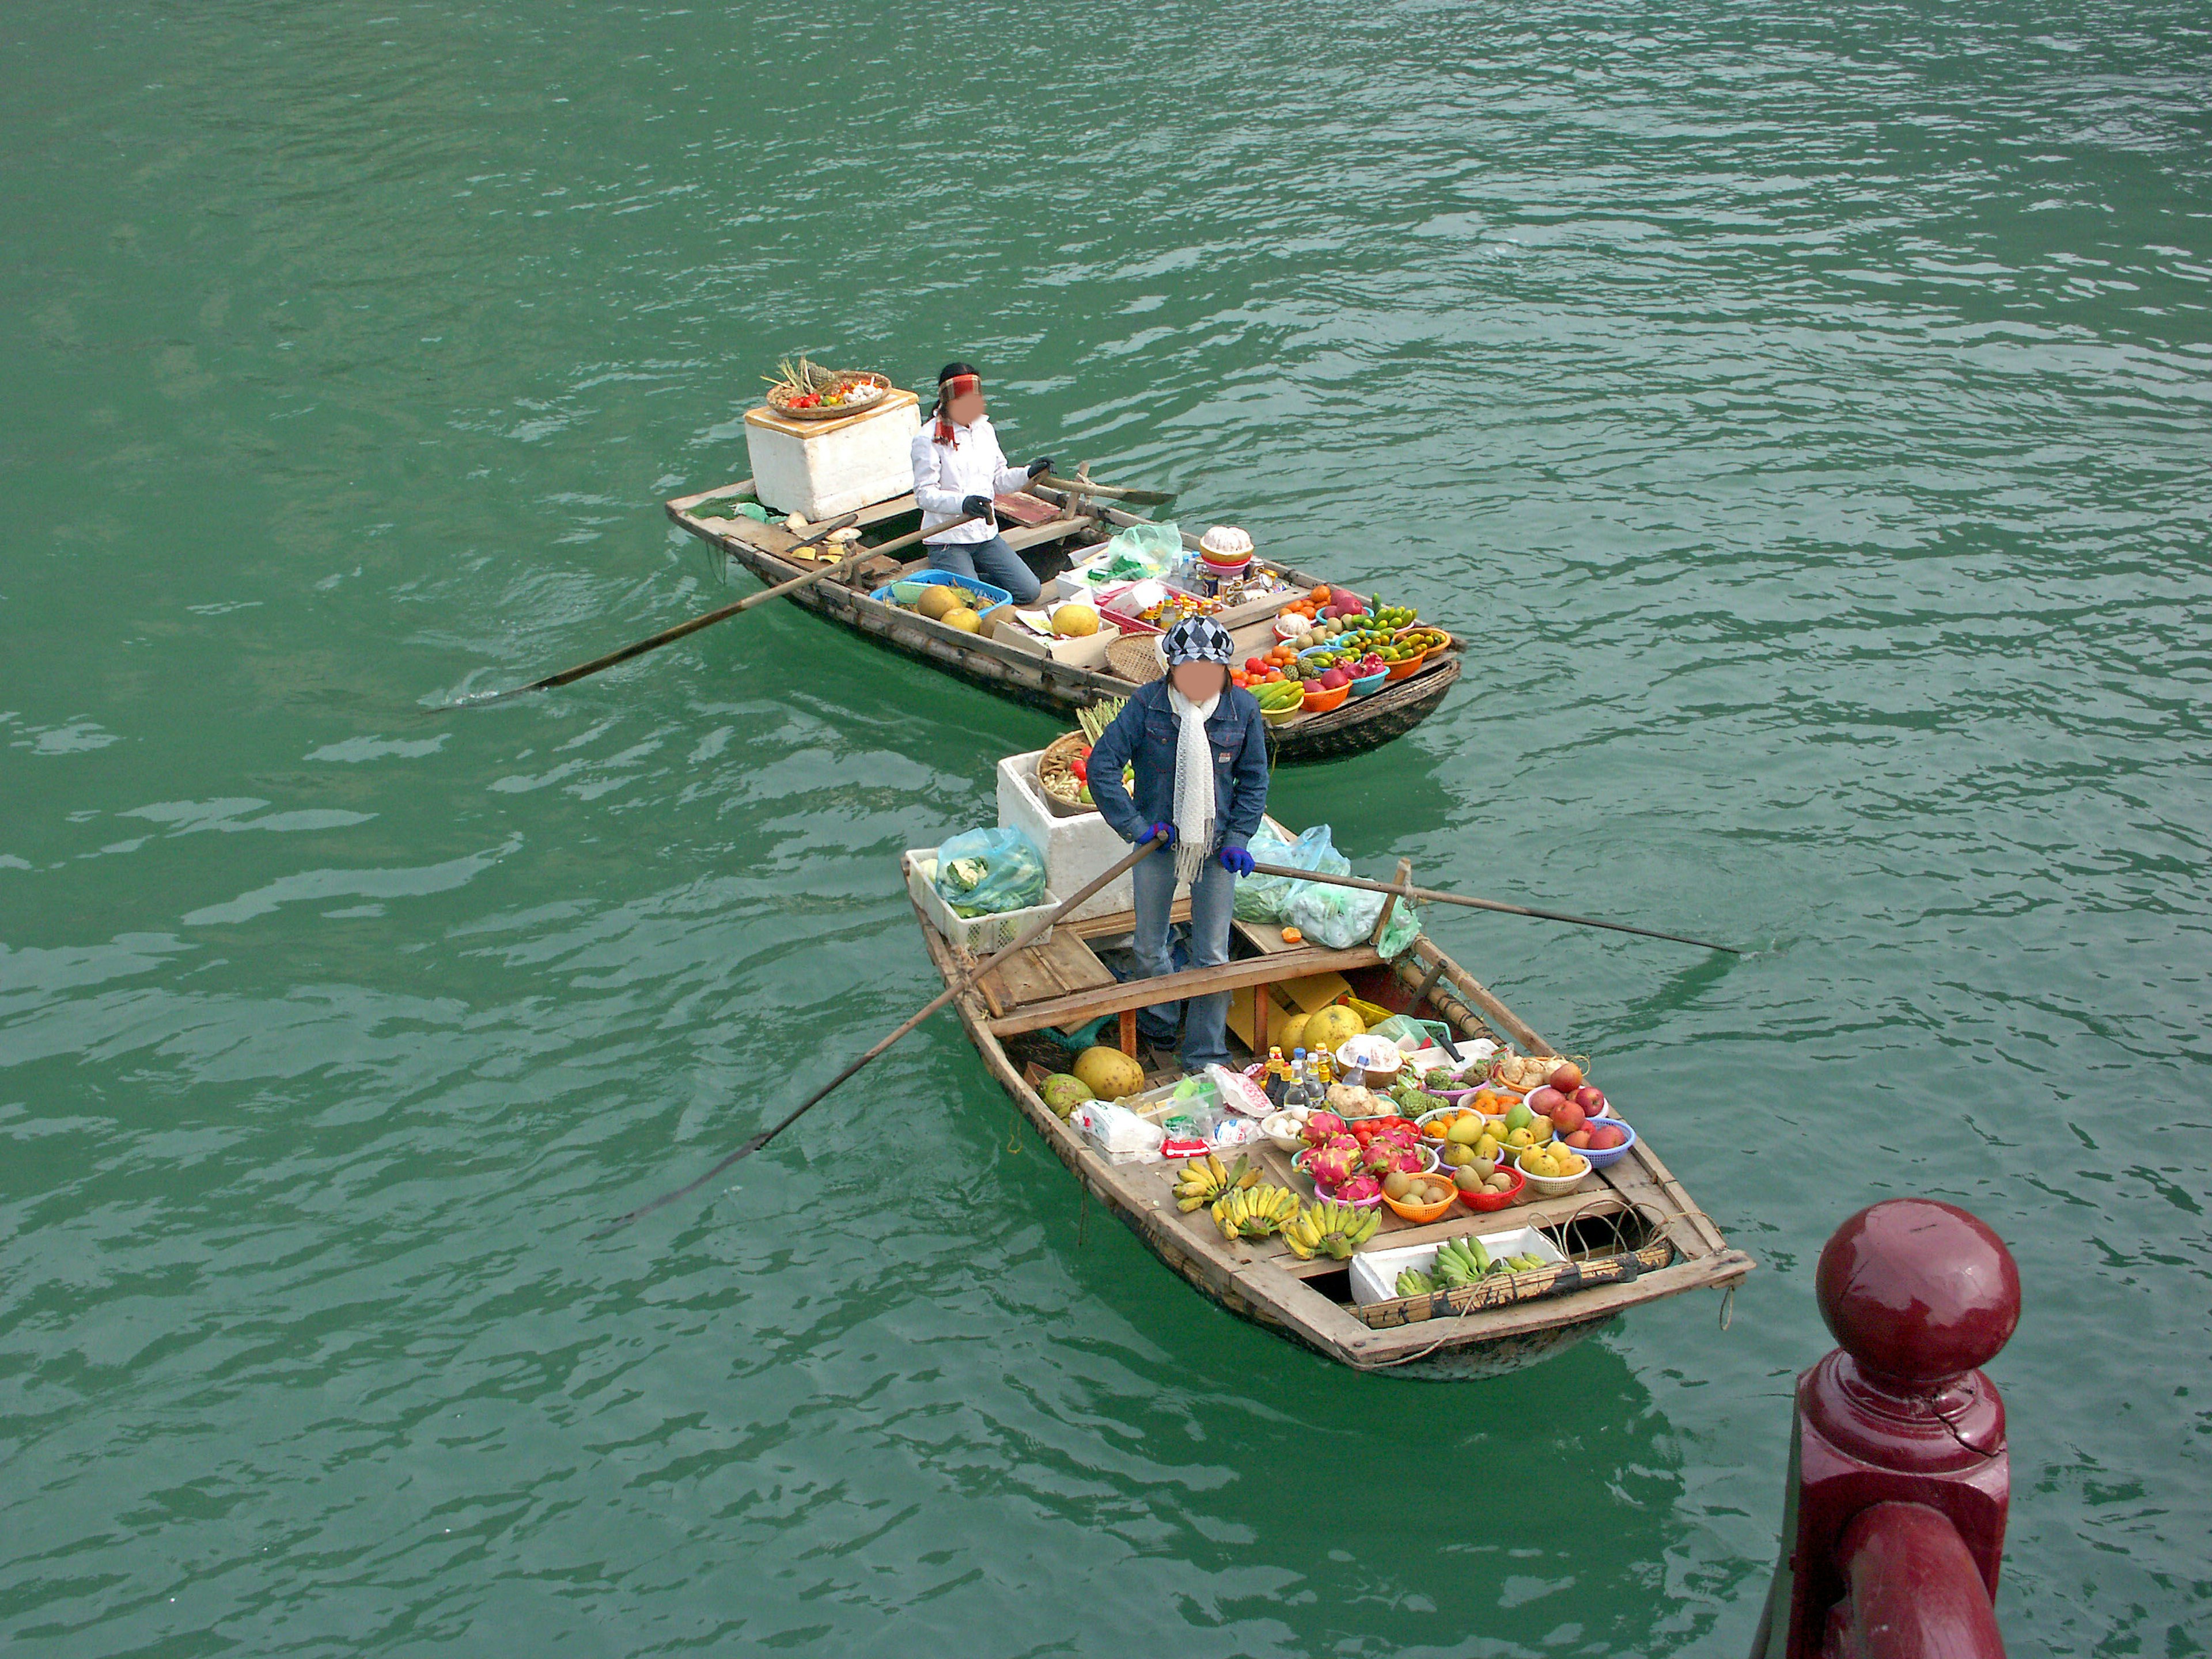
[1336, 1173, 1382, 1205]
[1301, 1111, 1347, 1147]
[1373, 1122, 1420, 1152]
[1306, 1143, 1361, 1189]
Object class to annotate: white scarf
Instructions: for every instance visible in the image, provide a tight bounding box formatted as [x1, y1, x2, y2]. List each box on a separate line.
[1165, 685, 1219, 884]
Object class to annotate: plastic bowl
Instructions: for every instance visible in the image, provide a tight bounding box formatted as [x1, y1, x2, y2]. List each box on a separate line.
[1348, 668, 1389, 696]
[1273, 613, 1316, 642]
[1560, 1115, 1636, 1169]
[1261, 701, 1302, 726]
[1302, 683, 1349, 714]
[1513, 1145, 1594, 1198]
[1458, 1161, 1525, 1212]
[1382, 1175, 1459, 1224]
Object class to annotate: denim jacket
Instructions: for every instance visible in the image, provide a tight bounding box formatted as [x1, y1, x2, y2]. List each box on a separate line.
[1086, 679, 1271, 853]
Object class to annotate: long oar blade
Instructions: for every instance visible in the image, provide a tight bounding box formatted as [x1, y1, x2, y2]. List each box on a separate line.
[1033, 471, 1175, 507]
[589, 830, 1169, 1238]
[1246, 862, 1740, 956]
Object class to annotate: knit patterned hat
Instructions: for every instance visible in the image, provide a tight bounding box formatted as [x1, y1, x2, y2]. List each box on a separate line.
[1162, 616, 1234, 668]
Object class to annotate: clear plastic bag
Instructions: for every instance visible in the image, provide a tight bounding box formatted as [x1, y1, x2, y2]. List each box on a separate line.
[1286, 878, 1422, 955]
[932, 826, 1047, 917]
[1232, 824, 1350, 923]
[1094, 520, 1183, 582]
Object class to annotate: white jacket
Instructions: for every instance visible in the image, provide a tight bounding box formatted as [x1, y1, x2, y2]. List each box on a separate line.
[911, 414, 1029, 545]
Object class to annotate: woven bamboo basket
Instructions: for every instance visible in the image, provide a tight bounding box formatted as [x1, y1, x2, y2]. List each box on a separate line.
[1106, 634, 1164, 685]
[766, 370, 892, 422]
[1036, 732, 1094, 819]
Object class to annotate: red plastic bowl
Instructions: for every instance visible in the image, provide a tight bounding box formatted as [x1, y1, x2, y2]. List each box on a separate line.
[1458, 1161, 1525, 1212]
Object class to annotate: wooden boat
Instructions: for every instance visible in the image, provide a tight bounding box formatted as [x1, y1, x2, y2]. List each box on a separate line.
[902, 850, 1755, 1377]
[668, 480, 1460, 763]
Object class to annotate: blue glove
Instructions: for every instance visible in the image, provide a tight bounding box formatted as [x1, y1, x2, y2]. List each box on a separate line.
[1219, 846, 1256, 877]
[1145, 821, 1176, 845]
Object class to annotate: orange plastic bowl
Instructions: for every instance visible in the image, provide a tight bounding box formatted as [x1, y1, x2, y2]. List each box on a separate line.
[1302, 683, 1349, 714]
[1458, 1161, 1525, 1212]
[1382, 1176, 1459, 1224]
[1383, 651, 1426, 681]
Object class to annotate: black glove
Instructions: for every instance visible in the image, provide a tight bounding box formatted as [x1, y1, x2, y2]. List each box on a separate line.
[1027, 456, 1053, 479]
[960, 494, 995, 523]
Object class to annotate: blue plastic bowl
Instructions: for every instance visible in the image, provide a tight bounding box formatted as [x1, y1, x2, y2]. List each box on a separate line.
[1349, 669, 1388, 696]
[1571, 1114, 1637, 1169]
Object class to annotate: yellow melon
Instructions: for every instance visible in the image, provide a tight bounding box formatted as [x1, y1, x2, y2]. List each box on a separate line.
[1303, 1004, 1365, 1054]
[916, 585, 961, 620]
[1052, 604, 1100, 638]
[1071, 1046, 1146, 1100]
[942, 606, 982, 633]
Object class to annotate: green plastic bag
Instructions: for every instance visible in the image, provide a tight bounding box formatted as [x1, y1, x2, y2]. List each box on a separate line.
[1286, 880, 1421, 956]
[1233, 824, 1350, 923]
[1089, 520, 1183, 583]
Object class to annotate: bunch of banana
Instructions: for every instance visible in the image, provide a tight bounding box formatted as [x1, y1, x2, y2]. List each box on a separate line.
[1211, 1183, 1301, 1241]
[1434, 1234, 1552, 1290]
[1396, 1267, 1437, 1297]
[1173, 1153, 1258, 1213]
[1281, 1198, 1382, 1261]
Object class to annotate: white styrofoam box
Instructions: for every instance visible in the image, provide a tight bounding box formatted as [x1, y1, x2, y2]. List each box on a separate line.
[997, 750, 1134, 922]
[905, 849, 1060, 955]
[1347, 1226, 1568, 1308]
[744, 392, 921, 521]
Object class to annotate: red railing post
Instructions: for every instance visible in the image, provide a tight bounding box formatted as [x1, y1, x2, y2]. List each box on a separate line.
[1752, 1198, 2020, 1659]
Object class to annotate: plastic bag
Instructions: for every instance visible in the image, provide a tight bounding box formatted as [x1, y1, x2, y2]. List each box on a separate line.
[1071, 1100, 1164, 1163]
[1093, 520, 1183, 582]
[1233, 824, 1350, 923]
[932, 826, 1047, 918]
[1363, 1014, 1444, 1051]
[1286, 879, 1422, 955]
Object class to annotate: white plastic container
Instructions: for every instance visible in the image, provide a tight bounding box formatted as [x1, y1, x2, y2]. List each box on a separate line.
[744, 390, 921, 520]
[1347, 1226, 1568, 1308]
[996, 751, 1135, 922]
[905, 849, 1059, 955]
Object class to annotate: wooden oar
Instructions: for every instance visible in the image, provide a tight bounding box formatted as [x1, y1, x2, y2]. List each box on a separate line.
[442, 511, 984, 709]
[589, 830, 1170, 1238]
[1032, 471, 1175, 507]
[1248, 862, 1740, 955]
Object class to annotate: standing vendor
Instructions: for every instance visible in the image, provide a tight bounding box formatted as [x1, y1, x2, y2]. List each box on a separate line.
[910, 361, 1051, 605]
[1086, 617, 1270, 1074]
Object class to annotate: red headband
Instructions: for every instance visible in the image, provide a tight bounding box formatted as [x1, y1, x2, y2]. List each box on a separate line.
[934, 374, 983, 445]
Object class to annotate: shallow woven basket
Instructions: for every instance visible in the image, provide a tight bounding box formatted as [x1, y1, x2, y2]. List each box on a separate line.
[1107, 634, 1164, 685]
[767, 370, 892, 422]
[1036, 732, 1093, 818]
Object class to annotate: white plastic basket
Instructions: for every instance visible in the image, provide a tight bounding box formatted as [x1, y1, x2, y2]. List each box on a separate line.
[1347, 1226, 1568, 1308]
[906, 850, 1060, 955]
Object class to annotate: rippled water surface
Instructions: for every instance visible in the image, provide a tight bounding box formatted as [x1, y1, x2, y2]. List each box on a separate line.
[5, 2, 2209, 1653]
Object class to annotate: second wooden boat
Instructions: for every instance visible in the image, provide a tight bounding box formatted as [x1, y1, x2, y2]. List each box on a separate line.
[667, 480, 1461, 763]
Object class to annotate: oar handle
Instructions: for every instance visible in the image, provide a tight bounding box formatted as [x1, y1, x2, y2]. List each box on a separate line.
[588, 830, 1171, 1238]
[1244, 862, 1740, 956]
[446, 510, 990, 710]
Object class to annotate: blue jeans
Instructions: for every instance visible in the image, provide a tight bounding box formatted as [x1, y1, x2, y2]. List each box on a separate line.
[925, 533, 1041, 605]
[1131, 850, 1237, 1071]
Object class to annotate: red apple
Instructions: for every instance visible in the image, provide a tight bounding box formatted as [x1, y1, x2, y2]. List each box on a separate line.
[1548, 1061, 1584, 1093]
[1552, 1101, 1586, 1135]
[1526, 1085, 1566, 1115]
[1573, 1085, 1606, 1116]
[1566, 1129, 1592, 1149]
[1589, 1124, 1623, 1150]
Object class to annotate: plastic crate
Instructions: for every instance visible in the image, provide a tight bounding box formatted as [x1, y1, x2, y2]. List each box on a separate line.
[906, 849, 1060, 955]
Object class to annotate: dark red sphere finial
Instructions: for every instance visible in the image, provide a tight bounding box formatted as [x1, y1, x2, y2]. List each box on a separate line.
[1816, 1198, 2020, 1389]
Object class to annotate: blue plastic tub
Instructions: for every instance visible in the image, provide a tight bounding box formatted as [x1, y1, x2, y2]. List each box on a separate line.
[871, 569, 1013, 616]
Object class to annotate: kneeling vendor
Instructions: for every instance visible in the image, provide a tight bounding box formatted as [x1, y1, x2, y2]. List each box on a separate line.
[910, 361, 1051, 605]
[1086, 617, 1271, 1074]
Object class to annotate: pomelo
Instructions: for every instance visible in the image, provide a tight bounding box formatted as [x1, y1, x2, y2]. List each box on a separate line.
[1071, 1046, 1145, 1100]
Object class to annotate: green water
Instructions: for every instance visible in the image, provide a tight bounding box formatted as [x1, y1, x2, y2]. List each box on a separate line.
[4, 1, 2208, 1652]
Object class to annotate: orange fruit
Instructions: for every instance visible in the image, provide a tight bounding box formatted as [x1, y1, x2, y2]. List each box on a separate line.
[1281, 926, 1303, 944]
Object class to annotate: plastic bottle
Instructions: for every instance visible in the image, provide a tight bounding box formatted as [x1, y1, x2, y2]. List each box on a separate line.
[1264, 1047, 1289, 1107]
[1283, 1050, 1310, 1116]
